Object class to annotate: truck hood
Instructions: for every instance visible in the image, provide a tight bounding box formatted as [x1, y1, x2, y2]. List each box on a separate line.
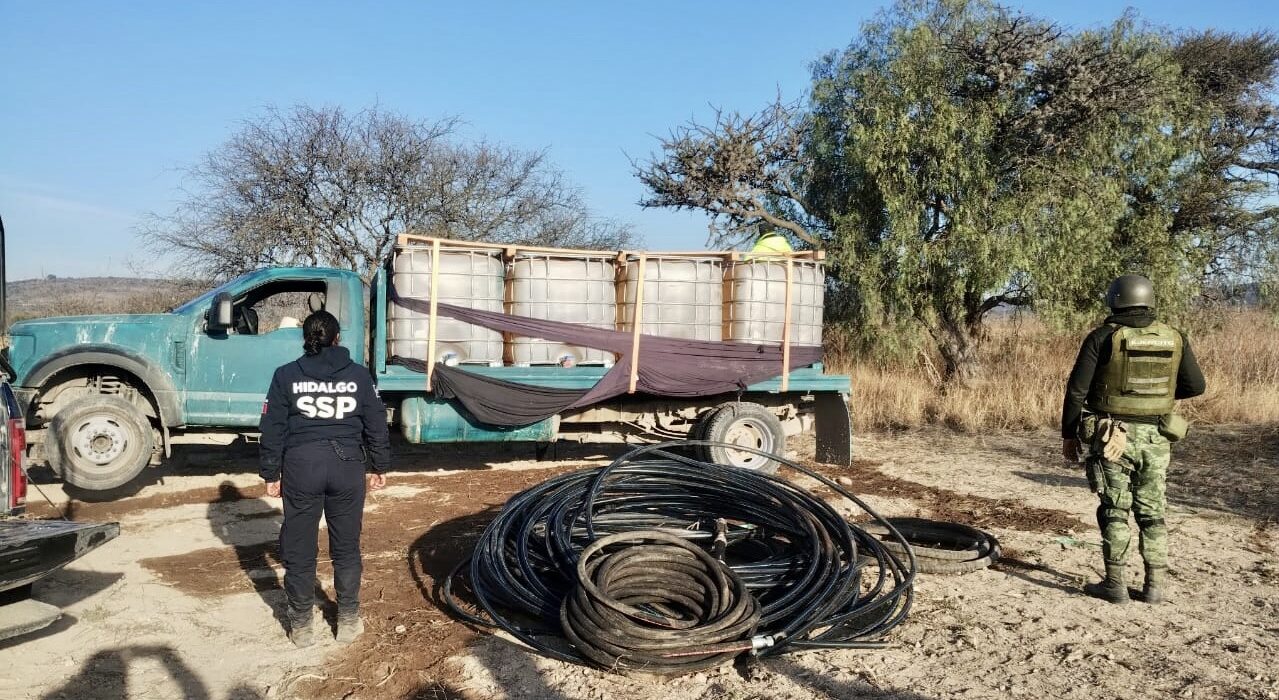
[10, 314, 174, 331]
[6, 314, 185, 387]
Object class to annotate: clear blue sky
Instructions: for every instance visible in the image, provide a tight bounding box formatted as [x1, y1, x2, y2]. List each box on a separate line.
[1, 1, 1274, 280]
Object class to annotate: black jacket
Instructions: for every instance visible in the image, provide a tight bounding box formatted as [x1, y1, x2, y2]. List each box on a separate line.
[259, 345, 391, 480]
[1061, 308, 1207, 439]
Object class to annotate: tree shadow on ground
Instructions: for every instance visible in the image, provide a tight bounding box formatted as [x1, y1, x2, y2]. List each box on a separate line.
[404, 505, 569, 700]
[392, 438, 630, 474]
[226, 685, 268, 700]
[40, 644, 239, 700]
[1011, 426, 1279, 521]
[1164, 425, 1279, 521]
[28, 568, 123, 609]
[990, 553, 1084, 596]
[207, 481, 290, 634]
[767, 656, 938, 699]
[52, 440, 261, 504]
[204, 479, 342, 636]
[0, 570, 122, 651]
[406, 635, 572, 700]
[981, 432, 1062, 465]
[1013, 470, 1089, 490]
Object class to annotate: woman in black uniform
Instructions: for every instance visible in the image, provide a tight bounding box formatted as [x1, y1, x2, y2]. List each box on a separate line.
[259, 310, 391, 647]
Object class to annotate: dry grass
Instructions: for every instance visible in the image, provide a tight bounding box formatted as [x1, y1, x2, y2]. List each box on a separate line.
[6, 277, 198, 323]
[832, 310, 1279, 432]
[43, 289, 189, 318]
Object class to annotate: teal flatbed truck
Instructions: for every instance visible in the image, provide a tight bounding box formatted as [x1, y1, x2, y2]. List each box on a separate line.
[3, 262, 852, 492]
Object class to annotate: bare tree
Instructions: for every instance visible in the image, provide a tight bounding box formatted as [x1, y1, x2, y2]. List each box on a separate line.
[635, 99, 824, 248]
[141, 105, 634, 282]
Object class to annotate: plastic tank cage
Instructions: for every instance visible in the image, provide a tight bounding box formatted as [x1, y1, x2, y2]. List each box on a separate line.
[388, 234, 828, 393]
[507, 253, 616, 366]
[388, 246, 505, 366]
[619, 256, 723, 342]
[724, 259, 824, 345]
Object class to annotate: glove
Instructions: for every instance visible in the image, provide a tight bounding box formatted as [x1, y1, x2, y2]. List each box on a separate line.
[1102, 422, 1128, 462]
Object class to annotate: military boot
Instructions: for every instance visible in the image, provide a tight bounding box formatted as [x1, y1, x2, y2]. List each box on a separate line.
[1083, 564, 1129, 604]
[335, 608, 364, 644]
[1142, 566, 1167, 604]
[287, 607, 315, 648]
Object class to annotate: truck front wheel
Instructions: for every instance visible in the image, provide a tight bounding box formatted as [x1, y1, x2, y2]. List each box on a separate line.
[699, 402, 786, 474]
[47, 395, 155, 491]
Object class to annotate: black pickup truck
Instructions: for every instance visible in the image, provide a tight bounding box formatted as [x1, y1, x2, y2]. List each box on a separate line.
[1, 378, 120, 640]
[1, 215, 120, 641]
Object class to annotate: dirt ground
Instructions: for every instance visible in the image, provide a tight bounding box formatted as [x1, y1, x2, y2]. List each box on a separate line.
[0, 426, 1275, 700]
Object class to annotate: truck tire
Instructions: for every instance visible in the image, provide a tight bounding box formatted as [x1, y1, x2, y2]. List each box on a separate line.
[699, 402, 786, 474]
[682, 409, 715, 458]
[47, 395, 155, 491]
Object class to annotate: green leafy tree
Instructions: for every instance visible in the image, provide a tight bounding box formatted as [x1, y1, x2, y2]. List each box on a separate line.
[1164, 31, 1278, 303]
[1039, 30, 1279, 323]
[641, 0, 1180, 380]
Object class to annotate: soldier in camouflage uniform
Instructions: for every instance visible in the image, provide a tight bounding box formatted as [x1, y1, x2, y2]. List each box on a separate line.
[1061, 275, 1206, 604]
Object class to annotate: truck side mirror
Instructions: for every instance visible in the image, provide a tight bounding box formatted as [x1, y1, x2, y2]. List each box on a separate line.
[208, 293, 234, 332]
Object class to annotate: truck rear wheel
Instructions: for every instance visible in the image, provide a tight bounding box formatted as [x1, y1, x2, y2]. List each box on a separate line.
[47, 395, 154, 491]
[699, 402, 786, 474]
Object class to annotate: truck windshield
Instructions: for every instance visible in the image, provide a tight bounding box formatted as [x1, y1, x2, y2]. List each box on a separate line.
[171, 272, 256, 314]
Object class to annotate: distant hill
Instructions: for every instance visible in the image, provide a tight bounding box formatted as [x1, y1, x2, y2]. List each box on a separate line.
[5, 277, 201, 322]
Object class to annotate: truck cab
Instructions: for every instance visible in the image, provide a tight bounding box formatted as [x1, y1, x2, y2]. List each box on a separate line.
[6, 268, 365, 489]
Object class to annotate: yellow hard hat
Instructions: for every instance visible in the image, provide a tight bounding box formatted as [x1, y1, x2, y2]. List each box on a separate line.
[751, 231, 793, 254]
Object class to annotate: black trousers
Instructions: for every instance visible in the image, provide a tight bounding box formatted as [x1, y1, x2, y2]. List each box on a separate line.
[279, 441, 367, 615]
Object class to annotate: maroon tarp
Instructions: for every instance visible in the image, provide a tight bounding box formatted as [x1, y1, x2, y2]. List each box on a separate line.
[389, 283, 822, 426]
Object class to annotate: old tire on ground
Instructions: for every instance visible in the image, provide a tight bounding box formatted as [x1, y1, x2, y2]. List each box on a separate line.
[47, 394, 154, 491]
[699, 402, 786, 474]
[865, 517, 1001, 575]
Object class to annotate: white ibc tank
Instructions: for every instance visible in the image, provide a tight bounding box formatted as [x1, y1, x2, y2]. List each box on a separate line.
[724, 259, 824, 345]
[619, 256, 723, 341]
[507, 253, 616, 366]
[387, 247, 504, 365]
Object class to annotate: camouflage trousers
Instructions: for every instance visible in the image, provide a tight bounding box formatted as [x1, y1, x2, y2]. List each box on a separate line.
[1087, 421, 1171, 570]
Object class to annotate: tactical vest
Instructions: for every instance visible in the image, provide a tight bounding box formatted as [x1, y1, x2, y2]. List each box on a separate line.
[1088, 322, 1183, 417]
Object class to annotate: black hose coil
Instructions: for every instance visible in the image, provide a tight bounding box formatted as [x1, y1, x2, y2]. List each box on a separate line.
[442, 441, 917, 673]
[562, 530, 761, 673]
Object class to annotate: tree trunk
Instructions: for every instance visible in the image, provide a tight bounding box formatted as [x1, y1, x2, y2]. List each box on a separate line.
[937, 335, 980, 384]
[934, 313, 985, 385]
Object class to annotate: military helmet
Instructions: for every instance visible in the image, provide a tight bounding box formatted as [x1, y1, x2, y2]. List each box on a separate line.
[1105, 274, 1155, 310]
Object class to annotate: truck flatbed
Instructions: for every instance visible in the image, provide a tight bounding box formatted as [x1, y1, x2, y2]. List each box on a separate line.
[372, 362, 850, 394]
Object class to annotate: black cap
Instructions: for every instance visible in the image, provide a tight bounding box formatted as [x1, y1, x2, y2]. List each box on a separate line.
[1105, 274, 1155, 310]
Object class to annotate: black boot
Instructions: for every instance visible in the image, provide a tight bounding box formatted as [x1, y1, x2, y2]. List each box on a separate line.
[1083, 563, 1129, 604]
[287, 607, 315, 648]
[1142, 566, 1167, 604]
[335, 607, 364, 644]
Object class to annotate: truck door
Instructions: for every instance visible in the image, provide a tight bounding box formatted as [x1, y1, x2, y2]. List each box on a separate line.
[183, 280, 328, 426]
